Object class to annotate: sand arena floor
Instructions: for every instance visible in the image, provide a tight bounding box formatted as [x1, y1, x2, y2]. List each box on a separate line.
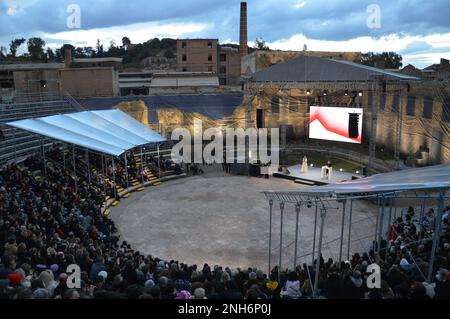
[110, 165, 378, 270]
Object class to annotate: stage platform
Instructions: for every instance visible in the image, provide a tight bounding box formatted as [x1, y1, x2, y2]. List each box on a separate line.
[274, 164, 363, 186]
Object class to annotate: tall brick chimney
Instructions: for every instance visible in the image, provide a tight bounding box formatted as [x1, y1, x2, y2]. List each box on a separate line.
[64, 47, 72, 68]
[239, 2, 248, 59]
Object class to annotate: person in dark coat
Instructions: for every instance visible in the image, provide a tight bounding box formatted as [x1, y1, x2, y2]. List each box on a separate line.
[322, 267, 344, 299]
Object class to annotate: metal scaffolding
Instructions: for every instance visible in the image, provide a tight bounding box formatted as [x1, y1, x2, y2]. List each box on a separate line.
[263, 184, 450, 298]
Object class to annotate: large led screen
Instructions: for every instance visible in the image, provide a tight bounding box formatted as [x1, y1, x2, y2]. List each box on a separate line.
[309, 106, 363, 144]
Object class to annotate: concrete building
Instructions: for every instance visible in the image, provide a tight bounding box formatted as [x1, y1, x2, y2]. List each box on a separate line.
[177, 39, 219, 73]
[422, 58, 450, 81]
[72, 57, 123, 70]
[0, 49, 121, 100]
[175, 2, 248, 86]
[176, 39, 242, 86]
[400, 59, 450, 81]
[241, 50, 363, 76]
[244, 55, 450, 166]
[60, 67, 120, 97]
[118, 71, 220, 96]
[0, 63, 64, 102]
[218, 46, 241, 86]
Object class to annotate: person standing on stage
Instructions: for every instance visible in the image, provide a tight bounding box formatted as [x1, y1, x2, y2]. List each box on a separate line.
[301, 155, 308, 173]
[326, 160, 332, 178]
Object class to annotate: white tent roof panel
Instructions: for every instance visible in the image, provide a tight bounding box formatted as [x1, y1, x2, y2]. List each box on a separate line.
[38, 114, 136, 150]
[92, 110, 165, 143]
[65, 111, 151, 146]
[6, 110, 166, 157]
[269, 164, 450, 197]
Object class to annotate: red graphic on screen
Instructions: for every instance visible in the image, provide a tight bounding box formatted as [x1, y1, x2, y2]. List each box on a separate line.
[309, 107, 362, 143]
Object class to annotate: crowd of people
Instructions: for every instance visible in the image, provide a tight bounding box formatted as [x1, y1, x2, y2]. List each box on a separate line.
[1, 147, 450, 299]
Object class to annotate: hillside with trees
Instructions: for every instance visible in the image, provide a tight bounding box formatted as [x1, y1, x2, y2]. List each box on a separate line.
[0, 37, 177, 69]
[0, 36, 405, 71]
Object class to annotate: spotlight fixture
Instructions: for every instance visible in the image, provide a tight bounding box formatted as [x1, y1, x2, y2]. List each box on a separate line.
[356, 171, 360, 174]
[306, 89, 311, 95]
[340, 168, 343, 172]
[344, 90, 349, 96]
[40, 80, 47, 88]
[358, 91, 363, 97]
[323, 90, 328, 96]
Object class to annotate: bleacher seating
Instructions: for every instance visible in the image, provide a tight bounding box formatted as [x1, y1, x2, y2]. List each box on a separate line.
[0, 92, 83, 165]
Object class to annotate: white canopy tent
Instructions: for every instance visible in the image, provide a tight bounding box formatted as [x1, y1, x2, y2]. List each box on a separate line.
[7, 109, 167, 198]
[6, 109, 166, 157]
[263, 164, 450, 293]
[264, 163, 450, 198]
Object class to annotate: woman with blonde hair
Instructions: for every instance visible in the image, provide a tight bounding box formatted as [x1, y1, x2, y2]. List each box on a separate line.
[38, 270, 58, 297]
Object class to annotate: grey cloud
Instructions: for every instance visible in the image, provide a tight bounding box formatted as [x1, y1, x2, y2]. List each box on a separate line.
[0, 0, 449, 48]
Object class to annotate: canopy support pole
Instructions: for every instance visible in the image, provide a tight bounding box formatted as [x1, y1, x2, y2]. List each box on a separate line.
[268, 199, 273, 275]
[63, 148, 66, 171]
[41, 140, 47, 177]
[386, 198, 394, 262]
[420, 198, 426, 239]
[427, 190, 445, 283]
[312, 205, 318, 265]
[101, 155, 107, 201]
[377, 198, 385, 263]
[374, 198, 381, 260]
[112, 156, 118, 200]
[86, 149, 91, 184]
[124, 152, 130, 189]
[339, 200, 347, 265]
[313, 208, 327, 299]
[294, 203, 301, 270]
[279, 202, 285, 283]
[157, 144, 161, 179]
[72, 145, 77, 193]
[140, 146, 145, 184]
[347, 199, 354, 261]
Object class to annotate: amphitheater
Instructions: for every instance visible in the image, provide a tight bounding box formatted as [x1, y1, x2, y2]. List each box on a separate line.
[0, 90, 449, 300]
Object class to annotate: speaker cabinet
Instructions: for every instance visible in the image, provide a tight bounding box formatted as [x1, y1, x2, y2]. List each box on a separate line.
[348, 113, 360, 139]
[256, 109, 264, 129]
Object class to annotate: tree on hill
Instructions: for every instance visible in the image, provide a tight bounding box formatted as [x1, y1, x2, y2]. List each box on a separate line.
[9, 38, 25, 57]
[46, 47, 55, 61]
[361, 52, 403, 69]
[122, 37, 131, 50]
[254, 37, 270, 51]
[0, 46, 7, 58]
[27, 37, 46, 60]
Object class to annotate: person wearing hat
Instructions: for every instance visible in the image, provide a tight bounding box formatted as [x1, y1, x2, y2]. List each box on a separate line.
[400, 258, 412, 273]
[98, 271, 108, 281]
[32, 288, 51, 299]
[344, 270, 365, 299]
[6, 274, 22, 287]
[175, 290, 192, 300]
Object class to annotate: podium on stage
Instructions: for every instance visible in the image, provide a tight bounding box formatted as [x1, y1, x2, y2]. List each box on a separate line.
[321, 166, 333, 180]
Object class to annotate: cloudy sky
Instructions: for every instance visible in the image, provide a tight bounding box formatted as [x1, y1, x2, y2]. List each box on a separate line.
[1, 0, 449, 68]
